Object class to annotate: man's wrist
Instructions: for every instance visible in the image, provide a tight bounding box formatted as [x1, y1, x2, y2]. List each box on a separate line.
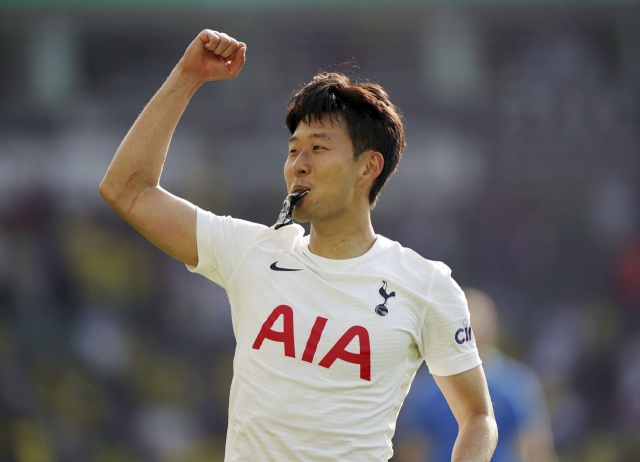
[167, 66, 206, 97]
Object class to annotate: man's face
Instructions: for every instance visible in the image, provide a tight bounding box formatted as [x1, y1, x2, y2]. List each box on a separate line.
[284, 114, 362, 224]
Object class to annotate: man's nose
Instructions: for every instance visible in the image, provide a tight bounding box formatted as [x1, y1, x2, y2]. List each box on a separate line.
[292, 149, 310, 176]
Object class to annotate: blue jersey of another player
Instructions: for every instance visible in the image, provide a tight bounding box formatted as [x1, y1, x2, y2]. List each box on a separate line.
[395, 349, 552, 462]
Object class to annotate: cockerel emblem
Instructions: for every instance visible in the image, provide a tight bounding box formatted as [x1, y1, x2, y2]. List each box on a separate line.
[375, 281, 396, 316]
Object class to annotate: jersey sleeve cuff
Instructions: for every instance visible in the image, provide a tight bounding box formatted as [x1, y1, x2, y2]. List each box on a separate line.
[426, 353, 482, 377]
[185, 207, 214, 275]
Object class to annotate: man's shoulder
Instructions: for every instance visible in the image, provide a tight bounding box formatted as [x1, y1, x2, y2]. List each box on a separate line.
[199, 209, 303, 244]
[375, 235, 452, 287]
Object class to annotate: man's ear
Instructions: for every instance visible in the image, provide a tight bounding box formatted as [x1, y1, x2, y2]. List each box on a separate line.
[359, 151, 384, 187]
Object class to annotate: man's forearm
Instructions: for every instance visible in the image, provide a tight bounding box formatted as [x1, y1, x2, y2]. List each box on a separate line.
[99, 68, 202, 211]
[451, 412, 498, 462]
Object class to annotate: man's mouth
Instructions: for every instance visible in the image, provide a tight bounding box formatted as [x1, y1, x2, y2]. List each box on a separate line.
[292, 186, 310, 194]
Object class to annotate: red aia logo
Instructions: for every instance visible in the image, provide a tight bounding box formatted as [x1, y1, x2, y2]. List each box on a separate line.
[252, 305, 371, 381]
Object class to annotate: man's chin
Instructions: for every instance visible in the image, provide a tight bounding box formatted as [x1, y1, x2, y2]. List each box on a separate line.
[292, 208, 310, 224]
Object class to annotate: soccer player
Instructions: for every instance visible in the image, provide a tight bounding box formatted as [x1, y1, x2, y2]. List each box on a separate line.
[99, 29, 498, 461]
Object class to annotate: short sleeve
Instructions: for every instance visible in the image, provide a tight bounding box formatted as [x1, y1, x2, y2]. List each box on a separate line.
[419, 262, 482, 376]
[186, 207, 268, 288]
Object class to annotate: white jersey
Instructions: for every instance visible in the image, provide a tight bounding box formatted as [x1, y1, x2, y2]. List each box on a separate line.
[187, 208, 480, 461]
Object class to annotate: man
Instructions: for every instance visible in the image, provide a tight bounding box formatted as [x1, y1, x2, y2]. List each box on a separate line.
[394, 288, 557, 462]
[99, 29, 497, 461]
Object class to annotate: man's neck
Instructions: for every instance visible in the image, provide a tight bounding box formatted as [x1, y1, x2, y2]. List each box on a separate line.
[307, 210, 377, 260]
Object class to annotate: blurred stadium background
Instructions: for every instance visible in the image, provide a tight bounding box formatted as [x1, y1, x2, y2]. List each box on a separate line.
[1, 0, 640, 460]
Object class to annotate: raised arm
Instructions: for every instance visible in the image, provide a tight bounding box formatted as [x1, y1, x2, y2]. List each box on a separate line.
[433, 365, 498, 462]
[99, 30, 246, 267]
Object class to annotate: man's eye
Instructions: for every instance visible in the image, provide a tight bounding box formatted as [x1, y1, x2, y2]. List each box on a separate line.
[313, 146, 325, 150]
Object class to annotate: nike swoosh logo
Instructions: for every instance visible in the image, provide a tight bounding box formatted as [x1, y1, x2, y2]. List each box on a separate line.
[270, 261, 303, 272]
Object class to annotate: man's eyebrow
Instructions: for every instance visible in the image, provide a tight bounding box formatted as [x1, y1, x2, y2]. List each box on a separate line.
[289, 132, 334, 143]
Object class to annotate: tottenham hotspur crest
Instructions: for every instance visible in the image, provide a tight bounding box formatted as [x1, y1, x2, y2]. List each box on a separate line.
[375, 281, 396, 316]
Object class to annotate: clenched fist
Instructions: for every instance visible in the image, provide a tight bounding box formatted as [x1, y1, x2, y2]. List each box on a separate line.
[177, 29, 246, 84]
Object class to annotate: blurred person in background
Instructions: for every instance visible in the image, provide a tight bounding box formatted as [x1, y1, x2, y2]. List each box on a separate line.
[99, 28, 497, 461]
[393, 288, 557, 462]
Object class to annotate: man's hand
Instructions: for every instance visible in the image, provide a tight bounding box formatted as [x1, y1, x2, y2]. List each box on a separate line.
[177, 29, 247, 84]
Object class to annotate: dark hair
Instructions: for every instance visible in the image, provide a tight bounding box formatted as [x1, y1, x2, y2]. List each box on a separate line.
[285, 72, 405, 208]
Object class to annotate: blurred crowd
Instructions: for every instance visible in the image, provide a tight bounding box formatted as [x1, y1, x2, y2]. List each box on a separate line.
[1, 4, 639, 461]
